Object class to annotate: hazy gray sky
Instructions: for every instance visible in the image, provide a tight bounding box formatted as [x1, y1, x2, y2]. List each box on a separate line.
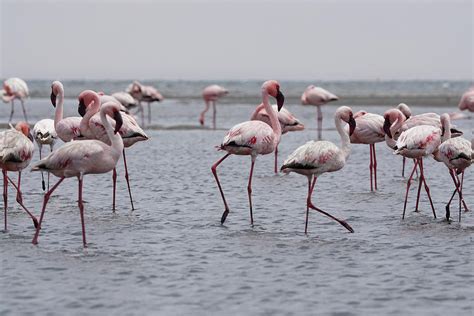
[0, 0, 472, 80]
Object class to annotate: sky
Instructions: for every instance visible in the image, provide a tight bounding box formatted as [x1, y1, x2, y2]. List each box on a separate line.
[0, 0, 472, 81]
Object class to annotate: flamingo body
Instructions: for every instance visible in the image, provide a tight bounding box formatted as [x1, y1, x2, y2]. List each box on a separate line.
[301, 85, 338, 140]
[458, 88, 474, 112]
[2, 78, 29, 123]
[200, 84, 228, 128]
[220, 120, 277, 156]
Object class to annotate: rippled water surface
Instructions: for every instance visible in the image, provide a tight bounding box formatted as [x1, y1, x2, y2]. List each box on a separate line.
[1, 97, 473, 315]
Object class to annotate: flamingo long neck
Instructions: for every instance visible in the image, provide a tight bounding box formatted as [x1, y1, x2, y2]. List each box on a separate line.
[385, 113, 405, 148]
[80, 96, 101, 139]
[250, 103, 266, 120]
[335, 114, 351, 161]
[100, 110, 123, 154]
[54, 87, 65, 130]
[441, 119, 451, 142]
[262, 90, 281, 145]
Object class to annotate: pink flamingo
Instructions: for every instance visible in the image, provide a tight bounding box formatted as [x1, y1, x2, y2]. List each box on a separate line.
[112, 91, 138, 110]
[280, 106, 356, 233]
[458, 88, 474, 112]
[250, 103, 304, 173]
[211, 80, 284, 225]
[33, 119, 57, 190]
[126, 81, 164, 126]
[349, 111, 385, 191]
[389, 122, 441, 219]
[1, 78, 29, 123]
[31, 101, 124, 247]
[50, 81, 83, 142]
[200, 85, 229, 129]
[78, 90, 148, 210]
[433, 114, 472, 222]
[301, 85, 339, 140]
[0, 122, 38, 230]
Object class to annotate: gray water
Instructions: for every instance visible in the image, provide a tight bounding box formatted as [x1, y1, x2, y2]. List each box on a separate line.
[1, 95, 473, 315]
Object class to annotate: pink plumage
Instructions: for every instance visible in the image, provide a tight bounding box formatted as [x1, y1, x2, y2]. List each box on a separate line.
[200, 84, 229, 129]
[2, 78, 29, 123]
[458, 88, 474, 112]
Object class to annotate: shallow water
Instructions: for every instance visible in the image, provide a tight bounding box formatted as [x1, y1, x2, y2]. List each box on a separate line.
[1, 98, 473, 315]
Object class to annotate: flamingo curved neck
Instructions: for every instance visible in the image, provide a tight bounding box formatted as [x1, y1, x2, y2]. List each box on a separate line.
[100, 109, 123, 154]
[54, 89, 65, 130]
[262, 90, 281, 145]
[80, 96, 101, 139]
[385, 114, 405, 148]
[441, 119, 451, 142]
[334, 114, 351, 161]
[250, 103, 266, 121]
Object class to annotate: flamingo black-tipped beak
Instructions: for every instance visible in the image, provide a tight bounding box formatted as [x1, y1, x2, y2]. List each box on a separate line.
[113, 110, 123, 134]
[383, 117, 392, 139]
[50, 91, 57, 107]
[348, 115, 356, 136]
[28, 132, 34, 142]
[276, 90, 285, 112]
[441, 127, 445, 137]
[78, 99, 87, 117]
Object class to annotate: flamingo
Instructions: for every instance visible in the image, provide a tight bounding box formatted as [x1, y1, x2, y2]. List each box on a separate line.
[78, 90, 148, 210]
[433, 114, 472, 222]
[250, 104, 304, 173]
[458, 88, 474, 112]
[301, 85, 339, 140]
[111, 92, 138, 110]
[126, 81, 164, 126]
[348, 111, 385, 191]
[280, 106, 355, 233]
[50, 81, 83, 142]
[388, 121, 441, 219]
[211, 80, 284, 225]
[0, 122, 38, 230]
[1, 78, 29, 123]
[31, 101, 124, 247]
[200, 85, 229, 129]
[33, 119, 57, 190]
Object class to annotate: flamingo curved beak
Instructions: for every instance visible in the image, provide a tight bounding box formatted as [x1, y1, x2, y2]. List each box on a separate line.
[348, 115, 356, 136]
[50, 91, 57, 107]
[276, 90, 285, 112]
[28, 132, 34, 142]
[113, 110, 123, 134]
[78, 99, 86, 117]
[383, 118, 392, 139]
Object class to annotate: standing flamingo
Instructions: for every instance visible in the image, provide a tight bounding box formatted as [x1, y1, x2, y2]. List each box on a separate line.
[434, 114, 472, 222]
[33, 119, 57, 190]
[31, 101, 124, 247]
[111, 91, 138, 110]
[458, 88, 474, 112]
[348, 111, 385, 191]
[200, 85, 229, 129]
[0, 122, 38, 230]
[388, 122, 441, 219]
[78, 90, 148, 210]
[250, 104, 304, 173]
[280, 106, 356, 233]
[301, 85, 339, 140]
[126, 81, 164, 126]
[50, 81, 83, 142]
[1, 78, 29, 123]
[212, 80, 284, 225]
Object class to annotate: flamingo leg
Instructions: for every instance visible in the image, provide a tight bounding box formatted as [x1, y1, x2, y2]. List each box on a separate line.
[414, 159, 419, 177]
[369, 144, 374, 191]
[274, 145, 278, 174]
[316, 105, 323, 140]
[199, 101, 210, 126]
[212, 101, 216, 130]
[373, 144, 378, 190]
[401, 157, 405, 177]
[414, 159, 424, 212]
[211, 153, 231, 224]
[419, 158, 436, 219]
[139, 101, 145, 127]
[147, 102, 151, 125]
[306, 176, 354, 233]
[459, 172, 469, 212]
[8, 100, 14, 123]
[446, 169, 459, 221]
[247, 156, 256, 226]
[20, 99, 28, 123]
[78, 174, 87, 247]
[7, 172, 38, 228]
[112, 168, 117, 211]
[402, 159, 419, 219]
[39, 145, 46, 191]
[32, 177, 65, 245]
[453, 172, 467, 222]
[305, 176, 318, 234]
[3, 169, 8, 231]
[122, 149, 135, 210]
[48, 145, 53, 190]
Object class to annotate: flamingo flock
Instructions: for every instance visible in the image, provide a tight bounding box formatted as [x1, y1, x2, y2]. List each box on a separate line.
[0, 77, 473, 247]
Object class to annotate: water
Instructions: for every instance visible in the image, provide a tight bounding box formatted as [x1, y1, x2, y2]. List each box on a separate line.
[0, 86, 473, 315]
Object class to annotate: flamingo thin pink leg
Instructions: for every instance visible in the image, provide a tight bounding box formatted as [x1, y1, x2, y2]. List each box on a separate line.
[460, 172, 469, 212]
[373, 144, 378, 190]
[402, 157, 406, 177]
[32, 177, 65, 245]
[3, 169, 8, 231]
[419, 158, 436, 218]
[122, 149, 135, 210]
[7, 172, 38, 228]
[274, 145, 278, 174]
[147, 102, 151, 125]
[247, 156, 256, 226]
[78, 175, 87, 247]
[317, 105, 323, 140]
[305, 176, 318, 234]
[212, 101, 216, 130]
[39, 146, 46, 191]
[211, 153, 231, 224]
[402, 159, 419, 219]
[369, 144, 374, 191]
[414, 158, 424, 212]
[446, 169, 459, 221]
[21, 99, 28, 123]
[112, 168, 117, 211]
[8, 100, 14, 123]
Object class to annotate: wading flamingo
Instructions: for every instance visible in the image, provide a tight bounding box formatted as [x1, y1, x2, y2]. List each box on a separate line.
[458, 88, 474, 112]
[78, 90, 148, 210]
[50, 81, 83, 142]
[1, 78, 29, 123]
[112, 91, 138, 110]
[250, 104, 304, 173]
[301, 85, 338, 140]
[31, 101, 124, 247]
[212, 80, 284, 225]
[349, 111, 385, 191]
[200, 85, 229, 129]
[126, 81, 163, 126]
[0, 122, 37, 230]
[433, 114, 472, 222]
[33, 119, 57, 190]
[280, 106, 356, 234]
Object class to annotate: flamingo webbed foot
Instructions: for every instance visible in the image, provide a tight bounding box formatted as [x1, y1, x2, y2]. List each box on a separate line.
[220, 210, 229, 224]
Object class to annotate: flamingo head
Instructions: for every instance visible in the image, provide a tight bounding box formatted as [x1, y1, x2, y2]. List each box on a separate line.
[396, 103, 411, 119]
[102, 102, 124, 134]
[336, 106, 356, 136]
[383, 109, 404, 139]
[50, 81, 64, 107]
[262, 80, 284, 111]
[15, 121, 33, 142]
[78, 90, 100, 117]
[440, 113, 450, 137]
